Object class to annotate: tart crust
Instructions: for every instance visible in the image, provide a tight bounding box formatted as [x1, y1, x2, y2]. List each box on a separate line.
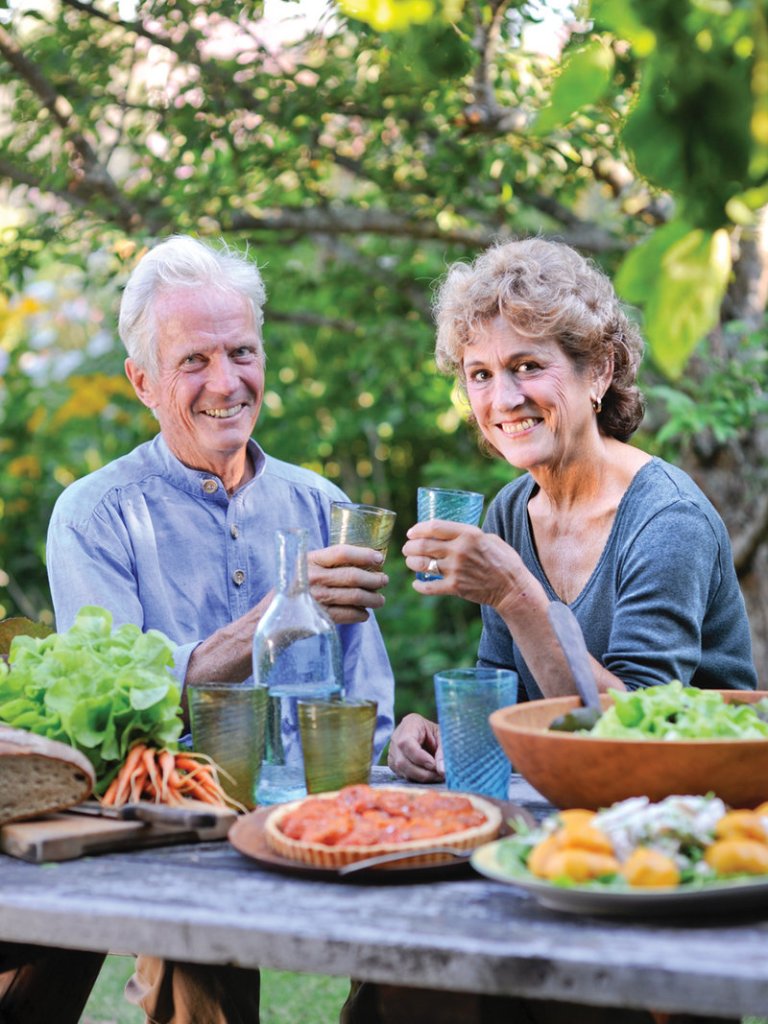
[264, 784, 503, 868]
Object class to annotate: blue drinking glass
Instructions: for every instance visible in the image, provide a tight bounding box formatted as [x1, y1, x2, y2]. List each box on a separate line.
[434, 668, 519, 799]
[416, 487, 484, 581]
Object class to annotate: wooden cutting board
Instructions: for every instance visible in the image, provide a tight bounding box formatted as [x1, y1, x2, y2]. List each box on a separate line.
[0, 805, 237, 863]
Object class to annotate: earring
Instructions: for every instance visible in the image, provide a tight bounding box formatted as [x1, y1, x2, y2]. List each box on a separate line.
[591, 395, 602, 414]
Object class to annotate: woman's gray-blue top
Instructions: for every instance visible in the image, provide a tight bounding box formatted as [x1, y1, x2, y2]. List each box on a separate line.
[478, 457, 758, 700]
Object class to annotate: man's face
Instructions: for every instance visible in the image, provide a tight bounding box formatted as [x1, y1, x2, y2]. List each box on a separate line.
[126, 287, 265, 480]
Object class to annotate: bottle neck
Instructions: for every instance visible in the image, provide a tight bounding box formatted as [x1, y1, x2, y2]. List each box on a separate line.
[277, 528, 309, 596]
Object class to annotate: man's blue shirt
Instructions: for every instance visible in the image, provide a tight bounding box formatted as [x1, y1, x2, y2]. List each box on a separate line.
[46, 434, 394, 757]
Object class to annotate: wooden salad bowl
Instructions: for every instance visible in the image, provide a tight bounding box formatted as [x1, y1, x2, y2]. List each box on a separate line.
[490, 690, 768, 811]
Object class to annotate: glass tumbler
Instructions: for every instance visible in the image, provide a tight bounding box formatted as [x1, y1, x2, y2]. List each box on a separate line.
[434, 667, 518, 799]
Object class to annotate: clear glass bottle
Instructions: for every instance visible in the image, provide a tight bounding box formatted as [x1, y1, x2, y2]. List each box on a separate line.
[253, 527, 343, 805]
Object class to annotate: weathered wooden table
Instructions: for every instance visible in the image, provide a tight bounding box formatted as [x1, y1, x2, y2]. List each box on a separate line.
[0, 771, 766, 1022]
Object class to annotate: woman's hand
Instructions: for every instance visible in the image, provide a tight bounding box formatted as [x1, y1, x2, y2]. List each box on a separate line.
[308, 544, 389, 624]
[387, 713, 444, 782]
[402, 520, 530, 613]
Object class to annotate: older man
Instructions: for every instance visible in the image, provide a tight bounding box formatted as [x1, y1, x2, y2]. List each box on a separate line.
[46, 234, 395, 1024]
[47, 234, 393, 749]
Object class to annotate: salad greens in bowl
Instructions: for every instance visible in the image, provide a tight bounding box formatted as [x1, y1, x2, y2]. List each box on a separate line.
[489, 684, 768, 810]
[586, 682, 768, 740]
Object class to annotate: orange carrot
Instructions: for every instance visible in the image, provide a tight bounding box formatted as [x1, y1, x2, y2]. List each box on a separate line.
[177, 773, 221, 804]
[175, 756, 215, 778]
[101, 775, 121, 807]
[142, 747, 162, 803]
[129, 763, 148, 803]
[101, 745, 246, 810]
[158, 749, 176, 803]
[111, 742, 147, 806]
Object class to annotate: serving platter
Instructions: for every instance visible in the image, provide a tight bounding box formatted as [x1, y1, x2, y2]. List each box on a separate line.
[230, 800, 532, 883]
[471, 838, 768, 916]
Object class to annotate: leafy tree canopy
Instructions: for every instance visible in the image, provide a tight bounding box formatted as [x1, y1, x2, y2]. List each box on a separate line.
[1, 0, 767, 701]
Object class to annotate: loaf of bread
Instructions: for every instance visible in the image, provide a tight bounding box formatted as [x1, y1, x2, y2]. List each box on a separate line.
[0, 726, 95, 824]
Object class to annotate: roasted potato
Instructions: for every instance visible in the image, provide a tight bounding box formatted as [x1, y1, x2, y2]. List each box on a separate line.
[705, 838, 768, 875]
[715, 810, 768, 843]
[621, 847, 680, 888]
[541, 847, 620, 882]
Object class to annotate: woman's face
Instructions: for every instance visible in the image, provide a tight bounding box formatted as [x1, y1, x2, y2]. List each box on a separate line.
[463, 315, 599, 473]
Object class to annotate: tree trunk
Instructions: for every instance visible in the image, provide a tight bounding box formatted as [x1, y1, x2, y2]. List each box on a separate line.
[678, 220, 768, 687]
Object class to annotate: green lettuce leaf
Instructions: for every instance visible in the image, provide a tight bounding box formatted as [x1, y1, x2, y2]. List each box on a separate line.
[0, 606, 184, 791]
[589, 681, 768, 740]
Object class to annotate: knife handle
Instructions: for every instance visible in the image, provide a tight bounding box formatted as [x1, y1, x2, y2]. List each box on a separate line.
[127, 803, 219, 828]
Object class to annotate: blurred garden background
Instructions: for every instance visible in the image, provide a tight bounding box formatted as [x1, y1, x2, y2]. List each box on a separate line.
[1, 0, 768, 729]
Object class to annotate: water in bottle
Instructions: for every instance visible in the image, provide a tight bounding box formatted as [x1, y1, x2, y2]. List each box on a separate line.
[253, 528, 342, 805]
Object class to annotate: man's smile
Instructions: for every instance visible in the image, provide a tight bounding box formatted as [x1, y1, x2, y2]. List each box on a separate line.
[201, 403, 248, 419]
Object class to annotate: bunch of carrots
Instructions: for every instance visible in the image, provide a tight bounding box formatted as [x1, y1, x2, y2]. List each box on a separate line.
[100, 743, 243, 811]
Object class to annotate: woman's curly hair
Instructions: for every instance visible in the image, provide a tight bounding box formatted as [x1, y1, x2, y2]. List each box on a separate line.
[432, 237, 645, 442]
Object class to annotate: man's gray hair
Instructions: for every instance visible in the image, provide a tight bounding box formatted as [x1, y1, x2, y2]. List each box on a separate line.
[118, 235, 267, 375]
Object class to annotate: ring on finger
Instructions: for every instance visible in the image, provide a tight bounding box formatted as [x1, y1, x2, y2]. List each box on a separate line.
[426, 557, 440, 576]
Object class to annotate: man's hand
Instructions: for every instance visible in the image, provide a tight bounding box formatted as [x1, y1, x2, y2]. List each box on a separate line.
[387, 713, 444, 783]
[308, 544, 389, 624]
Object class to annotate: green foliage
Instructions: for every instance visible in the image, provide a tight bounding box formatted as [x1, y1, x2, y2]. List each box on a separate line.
[378, 558, 483, 719]
[611, 0, 764, 230]
[0, 0, 767, 714]
[647, 321, 768, 452]
[0, 264, 156, 622]
[615, 223, 732, 377]
[531, 37, 615, 136]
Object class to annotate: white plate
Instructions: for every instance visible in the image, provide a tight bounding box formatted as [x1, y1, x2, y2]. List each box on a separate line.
[471, 838, 768, 916]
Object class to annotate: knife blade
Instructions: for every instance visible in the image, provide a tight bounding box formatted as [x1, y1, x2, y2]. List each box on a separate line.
[547, 600, 602, 711]
[337, 846, 474, 875]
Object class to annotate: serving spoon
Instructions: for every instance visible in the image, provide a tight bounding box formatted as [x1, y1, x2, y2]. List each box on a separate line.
[547, 601, 603, 730]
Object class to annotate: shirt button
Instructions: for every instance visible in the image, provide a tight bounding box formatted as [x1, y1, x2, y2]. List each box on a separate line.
[230, 525, 239, 539]
[202, 478, 218, 494]
[232, 569, 246, 586]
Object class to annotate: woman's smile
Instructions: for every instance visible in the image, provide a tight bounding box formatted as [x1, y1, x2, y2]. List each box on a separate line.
[499, 417, 540, 437]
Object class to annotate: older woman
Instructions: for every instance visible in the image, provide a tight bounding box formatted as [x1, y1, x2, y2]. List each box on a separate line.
[389, 237, 757, 782]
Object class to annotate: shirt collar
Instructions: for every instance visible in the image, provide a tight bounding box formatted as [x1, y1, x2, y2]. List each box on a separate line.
[153, 434, 267, 500]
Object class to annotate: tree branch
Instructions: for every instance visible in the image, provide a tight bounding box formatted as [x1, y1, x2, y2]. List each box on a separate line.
[227, 203, 625, 253]
[0, 24, 140, 229]
[461, 0, 530, 132]
[59, 0, 266, 114]
[268, 310, 359, 333]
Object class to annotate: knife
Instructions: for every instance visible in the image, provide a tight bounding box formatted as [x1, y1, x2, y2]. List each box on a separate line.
[68, 801, 219, 828]
[337, 846, 474, 875]
[547, 600, 602, 712]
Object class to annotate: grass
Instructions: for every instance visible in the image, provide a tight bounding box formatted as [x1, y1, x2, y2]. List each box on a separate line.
[80, 955, 350, 1024]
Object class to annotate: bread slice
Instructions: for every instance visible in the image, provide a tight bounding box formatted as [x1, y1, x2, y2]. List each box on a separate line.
[0, 726, 95, 825]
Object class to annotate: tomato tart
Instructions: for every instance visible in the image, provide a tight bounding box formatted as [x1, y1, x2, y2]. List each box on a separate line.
[263, 783, 502, 868]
